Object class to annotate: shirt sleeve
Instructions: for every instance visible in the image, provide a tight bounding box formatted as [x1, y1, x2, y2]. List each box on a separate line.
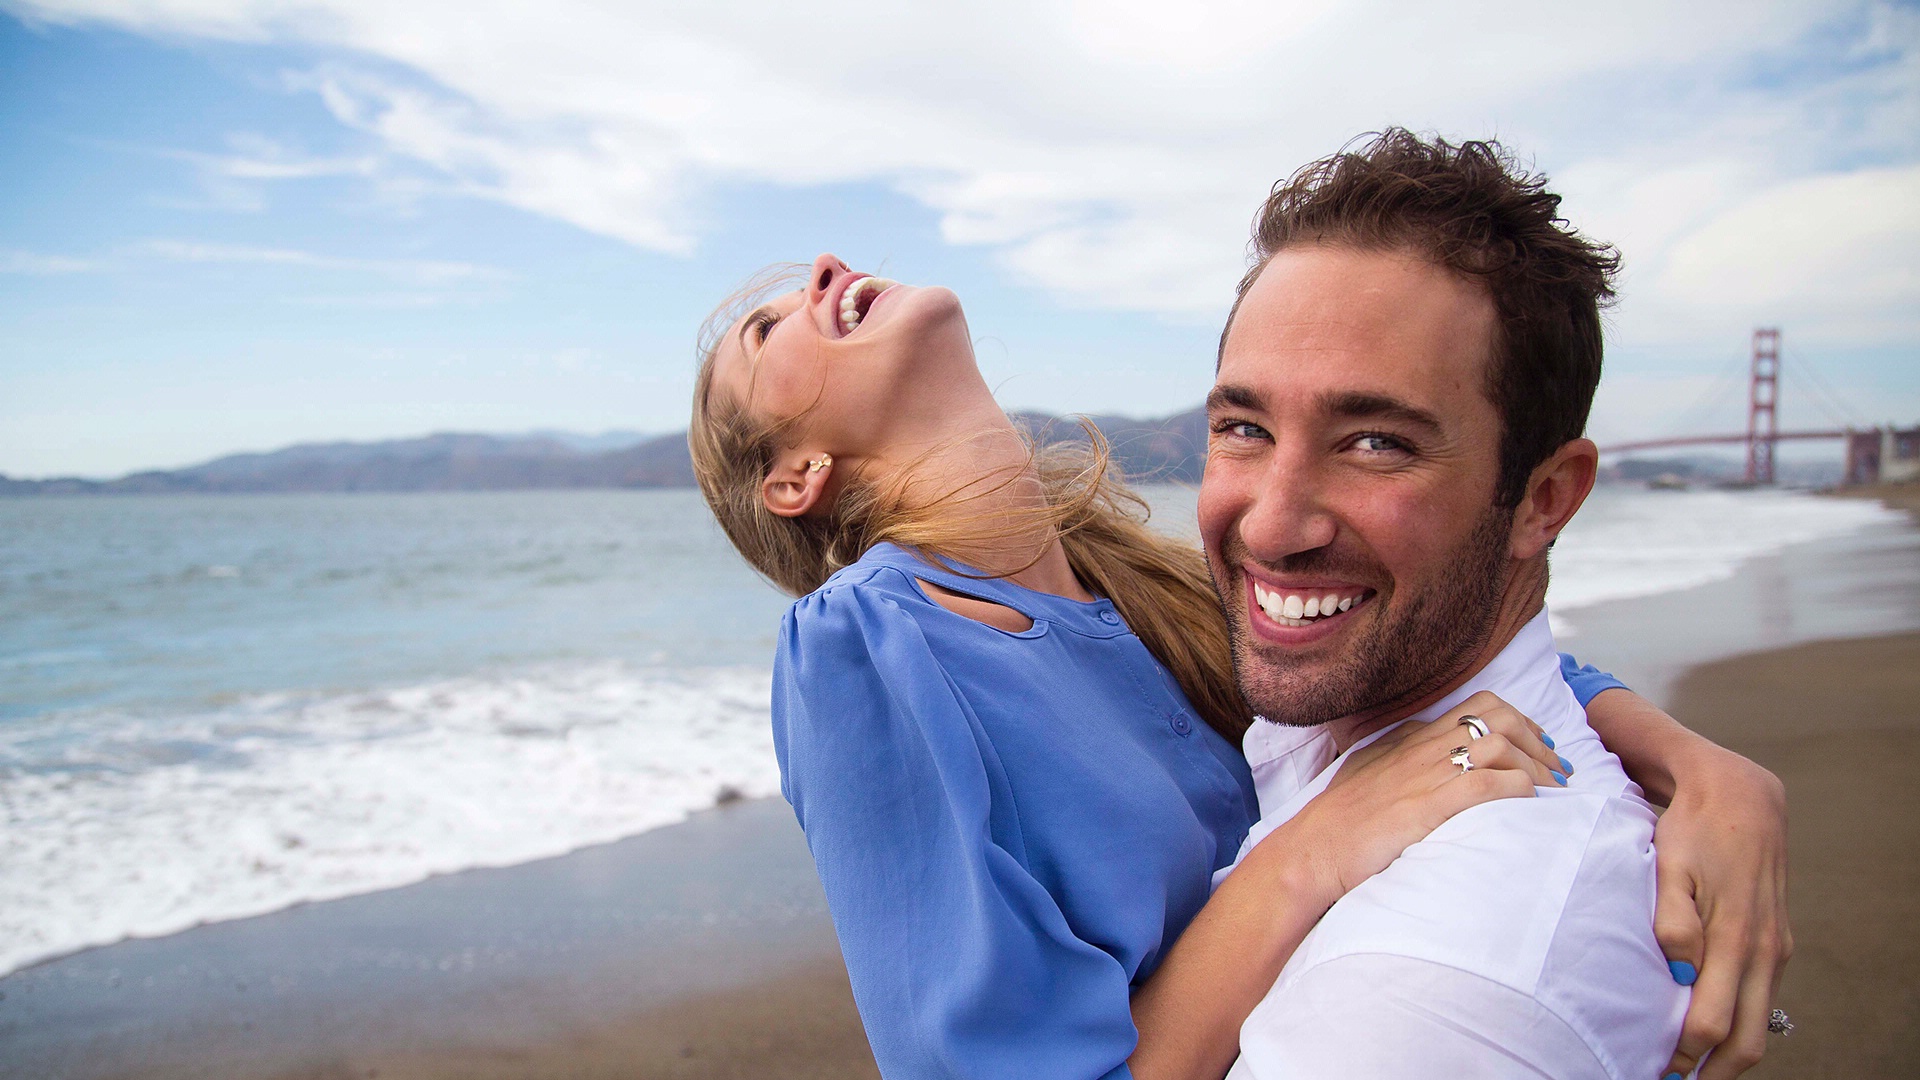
[774, 582, 1137, 1080]
[1559, 652, 1628, 706]
[1228, 955, 1613, 1080]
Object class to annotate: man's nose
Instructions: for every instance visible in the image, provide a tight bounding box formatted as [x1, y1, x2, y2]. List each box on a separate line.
[1238, 453, 1339, 562]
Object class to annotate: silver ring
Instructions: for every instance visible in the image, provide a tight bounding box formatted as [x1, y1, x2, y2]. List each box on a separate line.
[1768, 1008, 1793, 1036]
[1458, 715, 1490, 740]
[1448, 745, 1474, 774]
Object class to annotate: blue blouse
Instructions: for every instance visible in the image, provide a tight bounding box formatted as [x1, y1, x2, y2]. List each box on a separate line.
[772, 542, 1625, 1080]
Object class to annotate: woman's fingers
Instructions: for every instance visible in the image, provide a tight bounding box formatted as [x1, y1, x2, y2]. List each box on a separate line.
[1655, 865, 1709, 1078]
[1665, 927, 1743, 1079]
[1449, 733, 1561, 789]
[1444, 759, 1537, 810]
[1697, 957, 1780, 1080]
[1436, 692, 1571, 784]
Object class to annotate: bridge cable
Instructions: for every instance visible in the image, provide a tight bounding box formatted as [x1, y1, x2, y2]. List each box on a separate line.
[1787, 349, 1869, 428]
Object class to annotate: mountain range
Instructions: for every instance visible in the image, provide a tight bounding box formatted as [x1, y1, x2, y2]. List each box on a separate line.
[1, 408, 1209, 495]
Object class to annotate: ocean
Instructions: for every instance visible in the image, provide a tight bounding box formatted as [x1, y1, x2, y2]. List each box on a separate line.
[0, 485, 1903, 977]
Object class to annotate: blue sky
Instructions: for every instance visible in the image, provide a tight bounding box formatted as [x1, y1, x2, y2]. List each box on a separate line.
[3, 2, 1916, 478]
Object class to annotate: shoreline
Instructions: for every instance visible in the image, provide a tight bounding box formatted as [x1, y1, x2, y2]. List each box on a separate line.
[1669, 632, 1920, 1078]
[0, 797, 876, 1080]
[1551, 483, 1920, 705]
[5, 485, 1917, 1077]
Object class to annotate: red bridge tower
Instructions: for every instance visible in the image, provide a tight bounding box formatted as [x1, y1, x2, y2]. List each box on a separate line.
[1747, 328, 1780, 485]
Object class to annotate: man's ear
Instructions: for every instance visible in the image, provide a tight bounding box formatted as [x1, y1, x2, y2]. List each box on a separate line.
[1509, 438, 1598, 561]
[762, 453, 833, 518]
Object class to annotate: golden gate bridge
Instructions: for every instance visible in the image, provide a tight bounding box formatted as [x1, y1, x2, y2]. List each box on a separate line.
[1596, 328, 1917, 486]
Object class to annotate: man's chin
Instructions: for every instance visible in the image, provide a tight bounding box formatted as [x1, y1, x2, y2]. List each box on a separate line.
[1236, 663, 1377, 729]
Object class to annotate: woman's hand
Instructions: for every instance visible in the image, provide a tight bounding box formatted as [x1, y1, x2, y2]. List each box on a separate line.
[1280, 690, 1569, 907]
[1652, 744, 1792, 1080]
[1581, 687, 1793, 1080]
[1128, 690, 1563, 1080]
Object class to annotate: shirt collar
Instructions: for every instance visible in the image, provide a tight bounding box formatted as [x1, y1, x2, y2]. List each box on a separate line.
[1242, 608, 1572, 830]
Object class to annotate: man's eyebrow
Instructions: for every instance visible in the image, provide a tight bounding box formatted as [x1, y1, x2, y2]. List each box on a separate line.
[1206, 384, 1264, 412]
[1320, 391, 1444, 434]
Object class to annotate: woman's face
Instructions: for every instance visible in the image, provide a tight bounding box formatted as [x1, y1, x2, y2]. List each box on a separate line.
[709, 253, 983, 461]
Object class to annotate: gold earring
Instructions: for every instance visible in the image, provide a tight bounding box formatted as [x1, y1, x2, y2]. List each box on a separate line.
[807, 454, 832, 473]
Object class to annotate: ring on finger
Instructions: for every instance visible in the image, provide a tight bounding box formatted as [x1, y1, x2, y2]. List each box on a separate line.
[1768, 1009, 1793, 1036]
[1457, 714, 1490, 740]
[1448, 745, 1474, 774]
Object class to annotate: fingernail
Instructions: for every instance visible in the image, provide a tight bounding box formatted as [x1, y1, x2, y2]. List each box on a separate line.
[1557, 755, 1574, 774]
[1540, 733, 1555, 749]
[1663, 1073, 1684, 1080]
[1668, 960, 1697, 986]
[1550, 770, 1567, 786]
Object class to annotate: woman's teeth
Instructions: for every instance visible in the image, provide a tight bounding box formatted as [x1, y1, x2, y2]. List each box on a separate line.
[839, 277, 894, 334]
[1252, 582, 1361, 628]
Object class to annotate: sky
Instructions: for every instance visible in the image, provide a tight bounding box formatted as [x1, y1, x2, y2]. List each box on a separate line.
[2, 1, 1916, 478]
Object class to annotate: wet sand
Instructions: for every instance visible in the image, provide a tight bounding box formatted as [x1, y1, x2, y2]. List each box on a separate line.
[1669, 631, 1920, 1079]
[0, 797, 878, 1080]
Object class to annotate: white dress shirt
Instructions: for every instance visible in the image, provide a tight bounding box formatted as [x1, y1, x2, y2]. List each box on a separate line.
[1219, 610, 1688, 1080]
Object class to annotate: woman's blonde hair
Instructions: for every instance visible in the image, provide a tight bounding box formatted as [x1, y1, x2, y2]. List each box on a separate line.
[688, 268, 1251, 744]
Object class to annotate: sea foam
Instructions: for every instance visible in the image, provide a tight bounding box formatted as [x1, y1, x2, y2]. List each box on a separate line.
[0, 663, 779, 977]
[1547, 487, 1905, 621]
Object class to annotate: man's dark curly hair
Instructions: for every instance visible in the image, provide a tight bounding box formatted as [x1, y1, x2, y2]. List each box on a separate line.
[1222, 129, 1621, 508]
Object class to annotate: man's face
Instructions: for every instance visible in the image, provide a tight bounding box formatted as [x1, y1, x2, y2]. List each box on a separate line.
[1198, 244, 1516, 728]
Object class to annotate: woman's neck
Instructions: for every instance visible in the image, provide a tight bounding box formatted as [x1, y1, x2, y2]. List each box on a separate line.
[871, 413, 1095, 603]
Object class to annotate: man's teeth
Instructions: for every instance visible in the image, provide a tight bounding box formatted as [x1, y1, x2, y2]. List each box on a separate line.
[1252, 582, 1360, 627]
[838, 277, 895, 334]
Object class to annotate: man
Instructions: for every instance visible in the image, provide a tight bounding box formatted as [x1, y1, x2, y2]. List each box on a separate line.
[1198, 131, 1691, 1078]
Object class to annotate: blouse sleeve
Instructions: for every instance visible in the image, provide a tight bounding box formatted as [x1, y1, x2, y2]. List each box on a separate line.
[774, 583, 1138, 1080]
[1559, 653, 1628, 707]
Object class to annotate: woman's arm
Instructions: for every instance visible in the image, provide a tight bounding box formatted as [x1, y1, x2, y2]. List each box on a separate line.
[1582, 686, 1792, 1080]
[1128, 692, 1566, 1080]
[778, 587, 1146, 1079]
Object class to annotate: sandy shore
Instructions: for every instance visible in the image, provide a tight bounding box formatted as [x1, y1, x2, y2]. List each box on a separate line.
[0, 797, 879, 1080]
[1670, 631, 1920, 1079]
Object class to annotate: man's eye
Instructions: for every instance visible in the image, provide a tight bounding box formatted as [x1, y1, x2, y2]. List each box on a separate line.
[1353, 433, 1408, 453]
[1213, 420, 1270, 441]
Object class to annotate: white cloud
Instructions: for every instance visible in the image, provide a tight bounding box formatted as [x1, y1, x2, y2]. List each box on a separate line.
[1657, 165, 1920, 336]
[1, 249, 96, 274]
[133, 238, 509, 284]
[10, 0, 1918, 354]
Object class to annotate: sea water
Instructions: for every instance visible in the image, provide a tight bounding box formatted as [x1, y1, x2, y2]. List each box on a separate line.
[0, 485, 1903, 976]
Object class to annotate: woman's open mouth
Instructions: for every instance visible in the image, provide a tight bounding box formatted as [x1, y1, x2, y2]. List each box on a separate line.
[838, 276, 897, 336]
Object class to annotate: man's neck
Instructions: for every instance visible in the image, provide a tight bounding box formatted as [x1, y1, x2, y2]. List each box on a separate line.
[1324, 559, 1549, 755]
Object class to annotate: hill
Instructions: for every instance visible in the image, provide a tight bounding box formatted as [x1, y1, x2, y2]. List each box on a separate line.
[0, 408, 1207, 495]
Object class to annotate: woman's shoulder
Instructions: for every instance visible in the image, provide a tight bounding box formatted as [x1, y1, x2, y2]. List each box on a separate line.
[779, 550, 935, 657]
[788, 546, 933, 622]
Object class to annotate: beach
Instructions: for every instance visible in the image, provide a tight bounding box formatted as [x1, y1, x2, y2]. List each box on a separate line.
[4, 484, 1918, 1078]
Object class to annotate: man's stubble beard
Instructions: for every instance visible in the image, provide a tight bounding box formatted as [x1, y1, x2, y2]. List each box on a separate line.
[1217, 504, 1516, 729]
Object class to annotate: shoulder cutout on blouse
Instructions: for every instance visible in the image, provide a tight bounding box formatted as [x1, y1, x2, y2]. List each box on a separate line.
[916, 579, 1036, 633]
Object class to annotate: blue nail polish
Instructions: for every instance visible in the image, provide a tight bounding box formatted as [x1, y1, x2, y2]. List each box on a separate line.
[1550, 770, 1567, 786]
[1668, 960, 1697, 986]
[1664, 1072, 1684, 1080]
[1557, 755, 1574, 774]
[1540, 733, 1555, 749]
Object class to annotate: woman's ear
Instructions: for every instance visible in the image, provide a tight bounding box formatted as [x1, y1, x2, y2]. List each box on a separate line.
[762, 453, 834, 518]
[1509, 437, 1598, 560]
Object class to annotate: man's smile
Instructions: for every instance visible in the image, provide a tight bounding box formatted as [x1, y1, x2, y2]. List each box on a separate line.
[1243, 568, 1377, 639]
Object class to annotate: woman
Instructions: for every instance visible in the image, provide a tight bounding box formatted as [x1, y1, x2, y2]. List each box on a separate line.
[691, 255, 1786, 1079]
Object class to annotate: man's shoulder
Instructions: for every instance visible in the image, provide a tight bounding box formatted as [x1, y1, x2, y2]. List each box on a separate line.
[1256, 790, 1685, 1078]
[1285, 790, 1659, 995]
